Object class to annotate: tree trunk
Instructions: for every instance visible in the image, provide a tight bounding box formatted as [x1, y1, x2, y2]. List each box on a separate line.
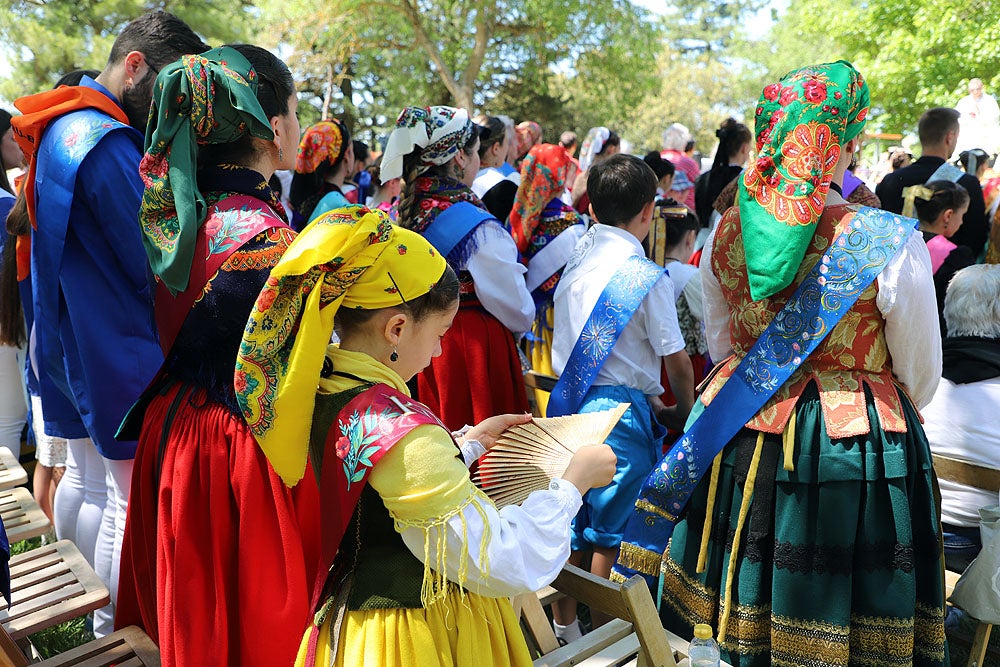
[339, 59, 357, 130]
[321, 62, 334, 121]
[454, 85, 474, 112]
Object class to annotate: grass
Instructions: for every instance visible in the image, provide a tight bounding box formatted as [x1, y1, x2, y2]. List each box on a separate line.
[9, 538, 95, 659]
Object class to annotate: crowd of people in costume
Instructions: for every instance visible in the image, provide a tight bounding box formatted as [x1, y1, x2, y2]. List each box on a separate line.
[0, 10, 999, 666]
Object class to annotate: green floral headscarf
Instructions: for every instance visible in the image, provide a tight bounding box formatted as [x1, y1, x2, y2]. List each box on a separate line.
[139, 46, 275, 294]
[739, 60, 870, 301]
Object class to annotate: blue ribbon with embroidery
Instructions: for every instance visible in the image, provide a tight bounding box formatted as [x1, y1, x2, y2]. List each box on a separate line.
[548, 254, 666, 417]
[612, 206, 917, 587]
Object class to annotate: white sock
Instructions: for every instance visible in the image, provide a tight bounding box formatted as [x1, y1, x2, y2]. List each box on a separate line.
[553, 620, 583, 643]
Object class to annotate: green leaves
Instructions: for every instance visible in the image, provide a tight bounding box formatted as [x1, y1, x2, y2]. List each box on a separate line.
[0, 1, 255, 102]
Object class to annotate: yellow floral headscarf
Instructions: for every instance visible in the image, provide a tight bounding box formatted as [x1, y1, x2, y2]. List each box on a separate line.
[235, 205, 448, 486]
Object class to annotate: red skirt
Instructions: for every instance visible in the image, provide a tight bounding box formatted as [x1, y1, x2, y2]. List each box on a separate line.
[116, 384, 321, 667]
[417, 303, 529, 431]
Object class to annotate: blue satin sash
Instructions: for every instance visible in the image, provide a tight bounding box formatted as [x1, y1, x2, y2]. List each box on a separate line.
[548, 254, 666, 417]
[423, 201, 494, 260]
[31, 108, 131, 438]
[612, 206, 917, 587]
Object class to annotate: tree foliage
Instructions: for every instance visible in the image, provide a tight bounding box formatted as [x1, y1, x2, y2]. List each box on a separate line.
[0, 0, 254, 101]
[737, 0, 1000, 135]
[255, 0, 662, 144]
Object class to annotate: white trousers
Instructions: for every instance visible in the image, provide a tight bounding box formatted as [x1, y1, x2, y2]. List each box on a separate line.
[0, 344, 27, 457]
[53, 439, 132, 637]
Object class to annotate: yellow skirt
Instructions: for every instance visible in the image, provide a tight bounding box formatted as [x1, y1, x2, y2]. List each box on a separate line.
[296, 587, 533, 667]
[528, 306, 555, 417]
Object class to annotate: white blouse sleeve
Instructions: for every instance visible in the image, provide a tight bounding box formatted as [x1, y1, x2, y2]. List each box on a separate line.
[699, 226, 734, 361]
[465, 222, 535, 334]
[681, 270, 705, 323]
[398, 478, 583, 597]
[876, 231, 943, 408]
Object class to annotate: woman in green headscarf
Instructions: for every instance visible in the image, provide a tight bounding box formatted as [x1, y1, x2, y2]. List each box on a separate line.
[658, 61, 948, 666]
[115, 45, 322, 667]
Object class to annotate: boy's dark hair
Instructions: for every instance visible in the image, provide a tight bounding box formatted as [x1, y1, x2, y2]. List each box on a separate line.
[588, 154, 658, 227]
[918, 107, 961, 147]
[913, 180, 970, 225]
[353, 140, 370, 165]
[107, 11, 207, 70]
[643, 151, 675, 181]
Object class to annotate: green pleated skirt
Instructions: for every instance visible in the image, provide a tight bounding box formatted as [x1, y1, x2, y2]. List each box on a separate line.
[660, 384, 948, 667]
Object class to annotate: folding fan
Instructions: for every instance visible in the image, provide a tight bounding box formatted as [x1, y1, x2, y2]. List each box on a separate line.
[472, 403, 629, 508]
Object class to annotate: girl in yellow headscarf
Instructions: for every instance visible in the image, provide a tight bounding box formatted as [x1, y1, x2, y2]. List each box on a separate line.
[235, 206, 616, 666]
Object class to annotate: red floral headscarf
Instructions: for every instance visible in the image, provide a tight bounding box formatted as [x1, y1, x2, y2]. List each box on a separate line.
[295, 119, 347, 174]
[509, 143, 572, 252]
[739, 60, 870, 301]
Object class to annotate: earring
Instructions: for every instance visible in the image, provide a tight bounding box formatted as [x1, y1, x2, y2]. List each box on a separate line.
[278, 147, 284, 161]
[390, 348, 399, 362]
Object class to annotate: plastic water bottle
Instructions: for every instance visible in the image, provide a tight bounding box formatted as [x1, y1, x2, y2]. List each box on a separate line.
[688, 624, 720, 667]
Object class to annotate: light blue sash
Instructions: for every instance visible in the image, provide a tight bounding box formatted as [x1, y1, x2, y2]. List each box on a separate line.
[423, 201, 494, 260]
[547, 255, 666, 417]
[927, 161, 964, 183]
[613, 206, 917, 587]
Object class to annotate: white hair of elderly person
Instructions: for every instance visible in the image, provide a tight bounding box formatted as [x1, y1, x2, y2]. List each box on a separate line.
[921, 264, 1000, 570]
[662, 122, 692, 152]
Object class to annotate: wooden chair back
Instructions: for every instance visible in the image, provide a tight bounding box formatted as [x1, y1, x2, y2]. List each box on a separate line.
[520, 563, 677, 667]
[0, 623, 28, 667]
[933, 454, 999, 667]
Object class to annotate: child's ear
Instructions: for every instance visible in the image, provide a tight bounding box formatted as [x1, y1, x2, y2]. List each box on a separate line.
[641, 199, 656, 222]
[942, 208, 955, 226]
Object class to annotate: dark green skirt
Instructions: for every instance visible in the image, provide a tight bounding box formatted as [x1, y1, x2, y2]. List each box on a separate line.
[660, 384, 948, 666]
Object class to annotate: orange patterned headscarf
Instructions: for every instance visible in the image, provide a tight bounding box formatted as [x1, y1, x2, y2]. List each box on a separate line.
[295, 119, 347, 174]
[509, 143, 572, 252]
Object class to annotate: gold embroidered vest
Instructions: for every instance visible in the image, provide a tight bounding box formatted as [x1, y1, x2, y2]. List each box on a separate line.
[701, 203, 909, 438]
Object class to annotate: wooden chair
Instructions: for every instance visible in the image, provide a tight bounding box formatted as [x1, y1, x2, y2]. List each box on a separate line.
[518, 563, 681, 667]
[0, 541, 109, 640]
[933, 453, 1000, 667]
[0, 488, 52, 544]
[0, 622, 159, 667]
[0, 449, 28, 492]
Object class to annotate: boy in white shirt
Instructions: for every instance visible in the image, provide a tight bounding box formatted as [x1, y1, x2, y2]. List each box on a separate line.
[550, 154, 694, 639]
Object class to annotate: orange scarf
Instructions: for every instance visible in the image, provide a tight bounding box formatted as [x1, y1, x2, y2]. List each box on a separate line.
[11, 85, 129, 280]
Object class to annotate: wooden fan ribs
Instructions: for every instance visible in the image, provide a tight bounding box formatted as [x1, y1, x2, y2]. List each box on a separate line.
[472, 403, 629, 508]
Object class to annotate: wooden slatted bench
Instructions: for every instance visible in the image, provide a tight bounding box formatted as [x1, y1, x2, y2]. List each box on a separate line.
[0, 623, 159, 667]
[0, 541, 109, 640]
[0, 449, 27, 492]
[0, 488, 51, 544]
[33, 626, 160, 667]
